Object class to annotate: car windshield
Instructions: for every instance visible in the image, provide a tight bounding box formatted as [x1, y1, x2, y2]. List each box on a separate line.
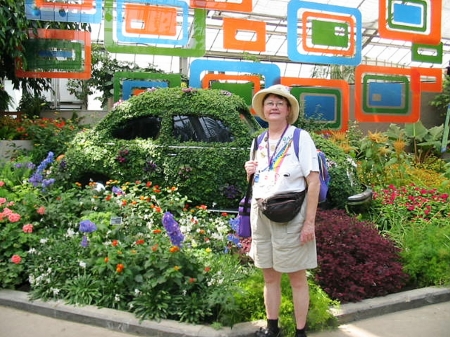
[173, 115, 234, 143]
[111, 116, 162, 140]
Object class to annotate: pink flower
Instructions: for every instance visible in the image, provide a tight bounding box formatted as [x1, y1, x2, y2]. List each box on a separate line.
[2, 207, 12, 215]
[11, 255, 21, 264]
[37, 206, 46, 215]
[0, 181, 5, 187]
[8, 213, 21, 222]
[23, 224, 33, 233]
[0, 197, 6, 204]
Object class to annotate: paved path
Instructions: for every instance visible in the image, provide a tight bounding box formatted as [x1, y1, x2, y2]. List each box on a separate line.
[1, 288, 450, 337]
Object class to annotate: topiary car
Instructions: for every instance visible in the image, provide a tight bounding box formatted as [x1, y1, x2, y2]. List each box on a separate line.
[57, 86, 364, 210]
[59, 87, 261, 209]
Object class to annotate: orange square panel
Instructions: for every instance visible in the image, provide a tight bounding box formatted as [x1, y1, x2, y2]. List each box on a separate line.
[223, 17, 266, 52]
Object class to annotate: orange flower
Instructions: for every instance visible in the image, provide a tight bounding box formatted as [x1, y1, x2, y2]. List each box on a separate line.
[122, 200, 127, 206]
[154, 206, 162, 213]
[199, 229, 205, 235]
[221, 212, 228, 217]
[151, 244, 159, 252]
[153, 185, 161, 193]
[204, 266, 211, 272]
[170, 186, 177, 191]
[105, 195, 112, 201]
[153, 229, 162, 234]
[104, 257, 109, 263]
[189, 278, 196, 283]
[136, 239, 145, 245]
[146, 181, 152, 188]
[169, 246, 180, 253]
[112, 240, 119, 246]
[116, 263, 124, 273]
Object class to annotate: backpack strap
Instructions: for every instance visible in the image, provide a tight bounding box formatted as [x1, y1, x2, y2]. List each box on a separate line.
[293, 127, 301, 160]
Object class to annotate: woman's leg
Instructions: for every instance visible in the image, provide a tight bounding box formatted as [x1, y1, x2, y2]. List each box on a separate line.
[288, 269, 309, 330]
[263, 267, 282, 319]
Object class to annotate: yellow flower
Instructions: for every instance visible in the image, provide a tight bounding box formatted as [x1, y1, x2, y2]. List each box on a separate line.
[378, 147, 390, 156]
[368, 131, 388, 144]
[393, 139, 407, 154]
[205, 248, 212, 253]
[330, 131, 347, 142]
[340, 143, 355, 154]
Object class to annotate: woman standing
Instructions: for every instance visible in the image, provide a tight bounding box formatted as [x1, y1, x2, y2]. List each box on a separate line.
[244, 85, 320, 337]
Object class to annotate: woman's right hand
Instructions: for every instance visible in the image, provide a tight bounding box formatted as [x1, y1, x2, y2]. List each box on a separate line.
[244, 160, 258, 176]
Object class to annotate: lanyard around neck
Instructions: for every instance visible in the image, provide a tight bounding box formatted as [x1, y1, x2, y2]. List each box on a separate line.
[266, 125, 289, 170]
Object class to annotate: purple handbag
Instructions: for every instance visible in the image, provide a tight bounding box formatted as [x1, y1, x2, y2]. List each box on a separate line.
[238, 195, 252, 237]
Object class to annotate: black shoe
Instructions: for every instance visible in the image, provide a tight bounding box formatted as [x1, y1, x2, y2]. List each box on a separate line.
[255, 327, 282, 337]
[295, 331, 307, 337]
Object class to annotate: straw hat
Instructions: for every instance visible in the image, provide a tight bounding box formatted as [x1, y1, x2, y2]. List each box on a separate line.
[252, 84, 299, 125]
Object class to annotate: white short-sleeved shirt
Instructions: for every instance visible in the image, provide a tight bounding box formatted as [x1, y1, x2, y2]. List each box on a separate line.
[251, 125, 319, 200]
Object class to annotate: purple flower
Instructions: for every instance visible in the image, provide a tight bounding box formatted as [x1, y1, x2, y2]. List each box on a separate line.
[81, 235, 89, 247]
[112, 186, 124, 195]
[162, 212, 184, 247]
[79, 220, 97, 233]
[229, 217, 240, 232]
[28, 152, 54, 190]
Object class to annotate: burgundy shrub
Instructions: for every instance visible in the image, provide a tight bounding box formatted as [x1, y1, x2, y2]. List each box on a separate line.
[314, 209, 409, 303]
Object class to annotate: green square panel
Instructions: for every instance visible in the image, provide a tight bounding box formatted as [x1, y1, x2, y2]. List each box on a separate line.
[311, 20, 349, 48]
[23, 39, 83, 71]
[411, 42, 443, 64]
[210, 82, 254, 106]
[291, 87, 342, 130]
[113, 72, 182, 102]
[387, 0, 428, 33]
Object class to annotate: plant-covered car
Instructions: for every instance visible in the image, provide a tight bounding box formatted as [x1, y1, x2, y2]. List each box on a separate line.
[56, 86, 363, 209]
[57, 87, 261, 209]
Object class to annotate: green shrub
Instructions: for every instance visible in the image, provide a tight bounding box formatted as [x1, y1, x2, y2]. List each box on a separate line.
[311, 133, 361, 209]
[368, 184, 450, 287]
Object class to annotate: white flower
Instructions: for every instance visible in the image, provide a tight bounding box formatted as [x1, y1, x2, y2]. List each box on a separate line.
[28, 248, 37, 254]
[114, 294, 120, 302]
[79, 261, 86, 269]
[51, 288, 60, 295]
[40, 238, 48, 244]
[65, 228, 76, 238]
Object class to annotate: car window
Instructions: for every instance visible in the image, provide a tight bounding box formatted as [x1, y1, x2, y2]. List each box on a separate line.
[111, 116, 162, 140]
[173, 115, 234, 143]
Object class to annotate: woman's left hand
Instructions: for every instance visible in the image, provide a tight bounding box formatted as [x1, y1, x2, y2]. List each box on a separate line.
[300, 221, 315, 245]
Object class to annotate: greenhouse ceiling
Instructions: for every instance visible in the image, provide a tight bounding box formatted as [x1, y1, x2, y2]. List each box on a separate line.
[91, 0, 450, 77]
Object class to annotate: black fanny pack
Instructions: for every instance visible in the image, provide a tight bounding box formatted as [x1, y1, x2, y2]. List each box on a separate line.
[257, 190, 306, 223]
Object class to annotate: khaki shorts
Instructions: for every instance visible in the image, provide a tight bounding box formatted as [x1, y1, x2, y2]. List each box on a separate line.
[248, 198, 318, 273]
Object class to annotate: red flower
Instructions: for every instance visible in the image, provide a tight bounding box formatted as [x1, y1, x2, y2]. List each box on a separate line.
[112, 240, 119, 247]
[116, 263, 124, 273]
[11, 255, 21, 264]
